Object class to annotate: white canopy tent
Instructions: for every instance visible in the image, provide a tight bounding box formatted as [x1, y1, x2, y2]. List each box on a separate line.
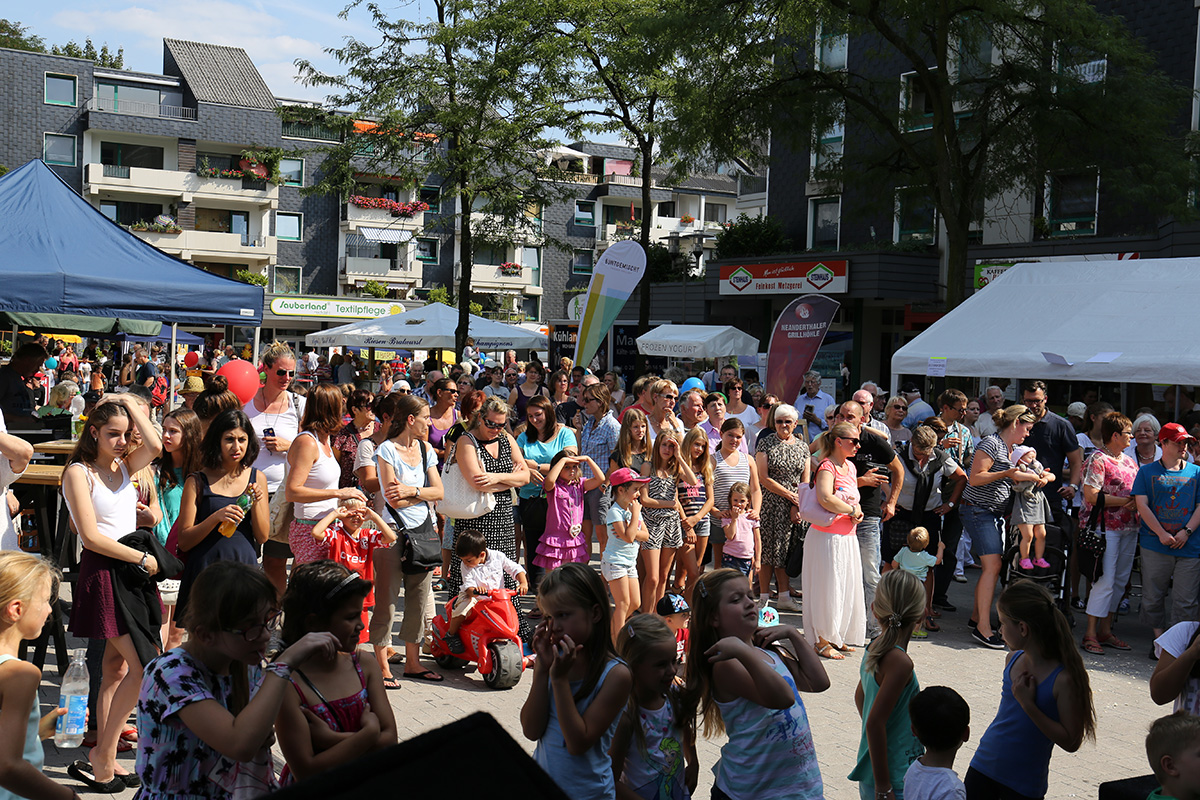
[636, 324, 760, 359]
[306, 302, 547, 350]
[891, 258, 1200, 384]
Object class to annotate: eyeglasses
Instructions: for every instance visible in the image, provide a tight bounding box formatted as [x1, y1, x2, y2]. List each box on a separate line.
[1024, 397, 1046, 406]
[275, 369, 295, 378]
[482, 418, 505, 429]
[226, 609, 282, 641]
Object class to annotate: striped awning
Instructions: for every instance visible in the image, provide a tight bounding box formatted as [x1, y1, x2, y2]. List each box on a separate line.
[358, 226, 415, 244]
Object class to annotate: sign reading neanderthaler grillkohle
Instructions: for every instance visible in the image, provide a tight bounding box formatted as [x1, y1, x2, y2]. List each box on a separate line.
[766, 294, 841, 404]
[719, 260, 849, 295]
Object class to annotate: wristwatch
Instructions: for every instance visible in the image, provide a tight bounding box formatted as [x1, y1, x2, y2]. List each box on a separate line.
[947, 501, 956, 508]
[1068, 483, 1079, 491]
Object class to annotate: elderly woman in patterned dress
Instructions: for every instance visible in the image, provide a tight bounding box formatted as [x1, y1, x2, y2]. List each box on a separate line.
[754, 403, 810, 613]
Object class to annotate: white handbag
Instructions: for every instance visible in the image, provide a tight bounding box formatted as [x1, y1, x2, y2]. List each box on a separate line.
[795, 482, 837, 528]
[438, 434, 496, 520]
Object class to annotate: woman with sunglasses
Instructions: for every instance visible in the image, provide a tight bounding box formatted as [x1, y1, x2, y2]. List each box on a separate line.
[427, 378, 460, 472]
[246, 342, 307, 597]
[723, 378, 759, 428]
[884, 395, 912, 451]
[755, 403, 810, 613]
[803, 421, 866, 660]
[332, 389, 375, 490]
[647, 379, 685, 444]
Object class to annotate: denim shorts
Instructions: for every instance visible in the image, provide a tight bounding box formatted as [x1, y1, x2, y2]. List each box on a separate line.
[600, 561, 638, 581]
[961, 503, 1005, 557]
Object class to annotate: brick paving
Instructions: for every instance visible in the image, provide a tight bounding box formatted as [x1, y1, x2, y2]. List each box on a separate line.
[40, 569, 1163, 799]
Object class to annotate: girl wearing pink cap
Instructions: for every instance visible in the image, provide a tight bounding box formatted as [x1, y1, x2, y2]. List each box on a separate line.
[601, 468, 650, 640]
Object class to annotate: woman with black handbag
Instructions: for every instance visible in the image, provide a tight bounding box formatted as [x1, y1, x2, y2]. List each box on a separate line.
[374, 394, 445, 685]
[1079, 412, 1138, 655]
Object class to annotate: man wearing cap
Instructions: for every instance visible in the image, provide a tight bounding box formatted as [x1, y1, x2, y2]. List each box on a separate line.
[1066, 401, 1088, 433]
[793, 370, 835, 442]
[475, 359, 499, 390]
[1020, 380, 1082, 522]
[1133, 422, 1200, 637]
[901, 383, 936, 430]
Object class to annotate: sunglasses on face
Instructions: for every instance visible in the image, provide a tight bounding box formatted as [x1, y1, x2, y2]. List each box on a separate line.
[483, 418, 505, 429]
[662, 395, 678, 402]
[276, 369, 295, 377]
[839, 436, 861, 446]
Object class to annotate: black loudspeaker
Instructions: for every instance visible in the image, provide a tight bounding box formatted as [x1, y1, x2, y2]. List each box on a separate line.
[271, 712, 570, 800]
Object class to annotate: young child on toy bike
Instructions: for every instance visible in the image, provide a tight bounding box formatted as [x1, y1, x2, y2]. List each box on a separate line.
[444, 529, 529, 653]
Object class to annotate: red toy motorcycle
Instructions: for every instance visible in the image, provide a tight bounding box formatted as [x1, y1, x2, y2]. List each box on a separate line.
[430, 588, 525, 689]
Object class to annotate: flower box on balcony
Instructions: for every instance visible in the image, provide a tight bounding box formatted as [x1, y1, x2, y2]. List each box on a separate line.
[349, 195, 430, 218]
[498, 262, 523, 276]
[679, 214, 696, 224]
[130, 221, 183, 234]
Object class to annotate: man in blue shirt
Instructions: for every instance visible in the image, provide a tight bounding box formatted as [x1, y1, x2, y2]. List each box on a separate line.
[793, 370, 835, 442]
[1133, 422, 1200, 637]
[901, 382, 935, 429]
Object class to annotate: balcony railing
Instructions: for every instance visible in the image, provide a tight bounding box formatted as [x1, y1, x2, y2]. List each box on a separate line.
[87, 96, 197, 121]
[102, 164, 130, 179]
[738, 174, 768, 195]
[282, 121, 341, 141]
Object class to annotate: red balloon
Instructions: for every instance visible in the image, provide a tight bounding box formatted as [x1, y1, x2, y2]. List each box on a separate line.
[216, 360, 259, 405]
[183, 351, 199, 368]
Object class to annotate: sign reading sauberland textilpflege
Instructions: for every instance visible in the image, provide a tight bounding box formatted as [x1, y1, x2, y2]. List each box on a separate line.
[719, 260, 848, 295]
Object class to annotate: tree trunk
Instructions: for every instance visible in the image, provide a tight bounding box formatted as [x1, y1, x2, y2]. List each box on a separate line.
[457, 187, 473, 357]
[944, 221, 968, 310]
[635, 145, 654, 374]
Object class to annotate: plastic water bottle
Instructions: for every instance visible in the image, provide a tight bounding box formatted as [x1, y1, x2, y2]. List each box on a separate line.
[55, 649, 89, 748]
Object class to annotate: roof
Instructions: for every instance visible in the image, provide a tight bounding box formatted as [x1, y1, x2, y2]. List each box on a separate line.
[163, 39, 276, 110]
[650, 168, 737, 195]
[891, 258, 1200, 384]
[567, 141, 640, 160]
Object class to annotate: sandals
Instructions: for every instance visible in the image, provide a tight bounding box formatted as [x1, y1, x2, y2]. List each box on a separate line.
[924, 615, 941, 632]
[815, 643, 845, 660]
[1082, 636, 1104, 655]
[1099, 634, 1132, 651]
[404, 669, 444, 682]
[834, 643, 855, 653]
[381, 675, 403, 690]
[431, 578, 447, 592]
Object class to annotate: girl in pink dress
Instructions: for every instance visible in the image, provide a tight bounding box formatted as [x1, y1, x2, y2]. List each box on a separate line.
[534, 452, 606, 569]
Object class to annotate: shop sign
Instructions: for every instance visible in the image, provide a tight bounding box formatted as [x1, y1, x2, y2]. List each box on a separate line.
[719, 260, 849, 295]
[269, 296, 406, 320]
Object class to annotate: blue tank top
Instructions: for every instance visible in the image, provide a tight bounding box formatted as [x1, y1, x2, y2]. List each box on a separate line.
[534, 658, 623, 800]
[0, 654, 44, 800]
[970, 650, 1064, 798]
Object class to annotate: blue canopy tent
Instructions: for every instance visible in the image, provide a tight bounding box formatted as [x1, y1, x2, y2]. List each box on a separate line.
[113, 330, 205, 346]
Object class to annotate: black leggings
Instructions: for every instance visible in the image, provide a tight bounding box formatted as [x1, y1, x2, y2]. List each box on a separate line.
[965, 767, 1041, 800]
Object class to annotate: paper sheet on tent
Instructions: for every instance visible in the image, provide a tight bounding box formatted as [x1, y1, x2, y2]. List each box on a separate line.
[891, 258, 1200, 384]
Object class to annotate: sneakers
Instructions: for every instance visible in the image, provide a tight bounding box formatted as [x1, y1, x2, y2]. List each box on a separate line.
[971, 628, 1006, 649]
[1019, 558, 1035, 571]
[912, 628, 929, 639]
[1118, 597, 1131, 614]
[444, 633, 465, 654]
[1032, 558, 1051, 569]
[775, 593, 800, 613]
[953, 572, 968, 583]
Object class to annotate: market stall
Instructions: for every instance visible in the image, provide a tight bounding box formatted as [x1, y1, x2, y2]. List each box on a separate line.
[636, 324, 760, 359]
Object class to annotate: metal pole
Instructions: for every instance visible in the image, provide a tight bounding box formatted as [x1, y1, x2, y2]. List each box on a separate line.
[169, 323, 178, 411]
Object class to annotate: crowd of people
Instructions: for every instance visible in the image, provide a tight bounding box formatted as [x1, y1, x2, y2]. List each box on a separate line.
[1, 333, 1200, 800]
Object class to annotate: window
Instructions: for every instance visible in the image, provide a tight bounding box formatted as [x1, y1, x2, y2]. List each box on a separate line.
[96, 82, 162, 116]
[416, 238, 438, 262]
[896, 187, 936, 244]
[273, 266, 302, 294]
[657, 201, 676, 218]
[1058, 44, 1107, 87]
[476, 246, 504, 266]
[522, 246, 541, 287]
[900, 71, 935, 132]
[572, 249, 594, 275]
[100, 201, 163, 226]
[810, 197, 840, 249]
[45, 74, 77, 106]
[197, 209, 251, 243]
[812, 110, 844, 179]
[1046, 171, 1098, 236]
[276, 213, 302, 241]
[574, 201, 595, 227]
[101, 142, 164, 170]
[419, 186, 440, 213]
[526, 202, 543, 233]
[955, 32, 993, 83]
[816, 24, 847, 71]
[704, 203, 727, 224]
[279, 158, 303, 187]
[197, 152, 236, 171]
[521, 295, 540, 321]
[43, 134, 76, 166]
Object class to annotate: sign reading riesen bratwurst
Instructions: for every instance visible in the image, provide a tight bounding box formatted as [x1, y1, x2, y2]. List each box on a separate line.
[719, 260, 848, 295]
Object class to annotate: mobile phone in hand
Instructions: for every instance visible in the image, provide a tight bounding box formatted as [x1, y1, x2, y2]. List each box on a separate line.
[263, 427, 275, 438]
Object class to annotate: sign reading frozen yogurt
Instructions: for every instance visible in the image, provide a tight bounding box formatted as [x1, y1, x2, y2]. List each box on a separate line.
[719, 260, 848, 295]
[270, 296, 406, 320]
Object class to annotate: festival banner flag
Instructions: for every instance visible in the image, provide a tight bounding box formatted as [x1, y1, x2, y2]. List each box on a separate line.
[766, 294, 841, 405]
[573, 239, 647, 370]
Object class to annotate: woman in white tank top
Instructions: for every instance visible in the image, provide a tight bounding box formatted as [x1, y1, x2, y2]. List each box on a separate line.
[61, 395, 161, 789]
[285, 384, 366, 566]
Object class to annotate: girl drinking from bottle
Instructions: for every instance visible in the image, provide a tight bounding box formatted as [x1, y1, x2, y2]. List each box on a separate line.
[135, 561, 339, 799]
[275, 561, 396, 783]
[521, 563, 632, 800]
[682, 568, 829, 800]
[0, 552, 73, 800]
[174, 409, 268, 623]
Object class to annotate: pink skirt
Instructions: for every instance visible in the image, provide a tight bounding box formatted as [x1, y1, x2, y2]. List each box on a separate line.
[289, 518, 329, 565]
[534, 529, 588, 570]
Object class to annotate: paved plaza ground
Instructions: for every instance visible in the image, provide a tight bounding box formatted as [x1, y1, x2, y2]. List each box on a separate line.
[40, 568, 1164, 799]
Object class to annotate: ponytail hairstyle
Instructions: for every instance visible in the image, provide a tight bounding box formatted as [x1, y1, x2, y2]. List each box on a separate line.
[864, 570, 925, 677]
[281, 560, 372, 648]
[259, 341, 295, 370]
[537, 563, 614, 703]
[616, 614, 682, 753]
[193, 375, 241, 424]
[681, 427, 713, 486]
[997, 580, 1096, 742]
[387, 394, 429, 439]
[993, 404, 1036, 432]
[181, 561, 277, 714]
[682, 568, 747, 737]
[0, 552, 60, 618]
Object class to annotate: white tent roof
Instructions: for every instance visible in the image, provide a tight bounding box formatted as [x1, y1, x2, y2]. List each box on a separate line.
[892, 258, 1200, 384]
[306, 302, 547, 350]
[636, 324, 759, 358]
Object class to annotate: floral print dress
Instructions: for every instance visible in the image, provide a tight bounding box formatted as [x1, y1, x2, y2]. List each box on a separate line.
[1081, 450, 1139, 533]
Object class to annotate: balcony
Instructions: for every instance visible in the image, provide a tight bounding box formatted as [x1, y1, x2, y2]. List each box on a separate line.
[133, 229, 276, 266]
[85, 163, 278, 208]
[86, 96, 196, 121]
[341, 257, 423, 289]
[343, 201, 425, 233]
[454, 262, 542, 295]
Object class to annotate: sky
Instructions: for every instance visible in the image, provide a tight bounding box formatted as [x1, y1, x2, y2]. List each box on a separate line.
[17, 0, 401, 103]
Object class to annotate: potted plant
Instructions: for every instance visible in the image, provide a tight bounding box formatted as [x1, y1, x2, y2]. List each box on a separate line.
[680, 214, 696, 224]
[498, 261, 522, 276]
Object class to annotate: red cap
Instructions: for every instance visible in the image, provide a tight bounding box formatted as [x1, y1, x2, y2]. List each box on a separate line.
[609, 467, 650, 486]
[1159, 422, 1196, 444]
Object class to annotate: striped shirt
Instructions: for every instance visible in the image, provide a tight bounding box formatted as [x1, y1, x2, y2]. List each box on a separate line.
[962, 434, 1013, 513]
[579, 411, 620, 481]
[711, 448, 752, 524]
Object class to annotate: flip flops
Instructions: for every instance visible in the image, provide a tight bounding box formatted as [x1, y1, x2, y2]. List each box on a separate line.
[404, 669, 444, 682]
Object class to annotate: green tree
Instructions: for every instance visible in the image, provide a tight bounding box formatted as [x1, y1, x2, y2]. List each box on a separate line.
[361, 280, 389, 298]
[0, 19, 44, 52]
[715, 213, 791, 259]
[298, 0, 575, 353]
[667, 0, 1195, 308]
[51, 38, 125, 68]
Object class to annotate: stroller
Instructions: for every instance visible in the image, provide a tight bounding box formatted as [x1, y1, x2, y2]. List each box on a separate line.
[999, 510, 1076, 626]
